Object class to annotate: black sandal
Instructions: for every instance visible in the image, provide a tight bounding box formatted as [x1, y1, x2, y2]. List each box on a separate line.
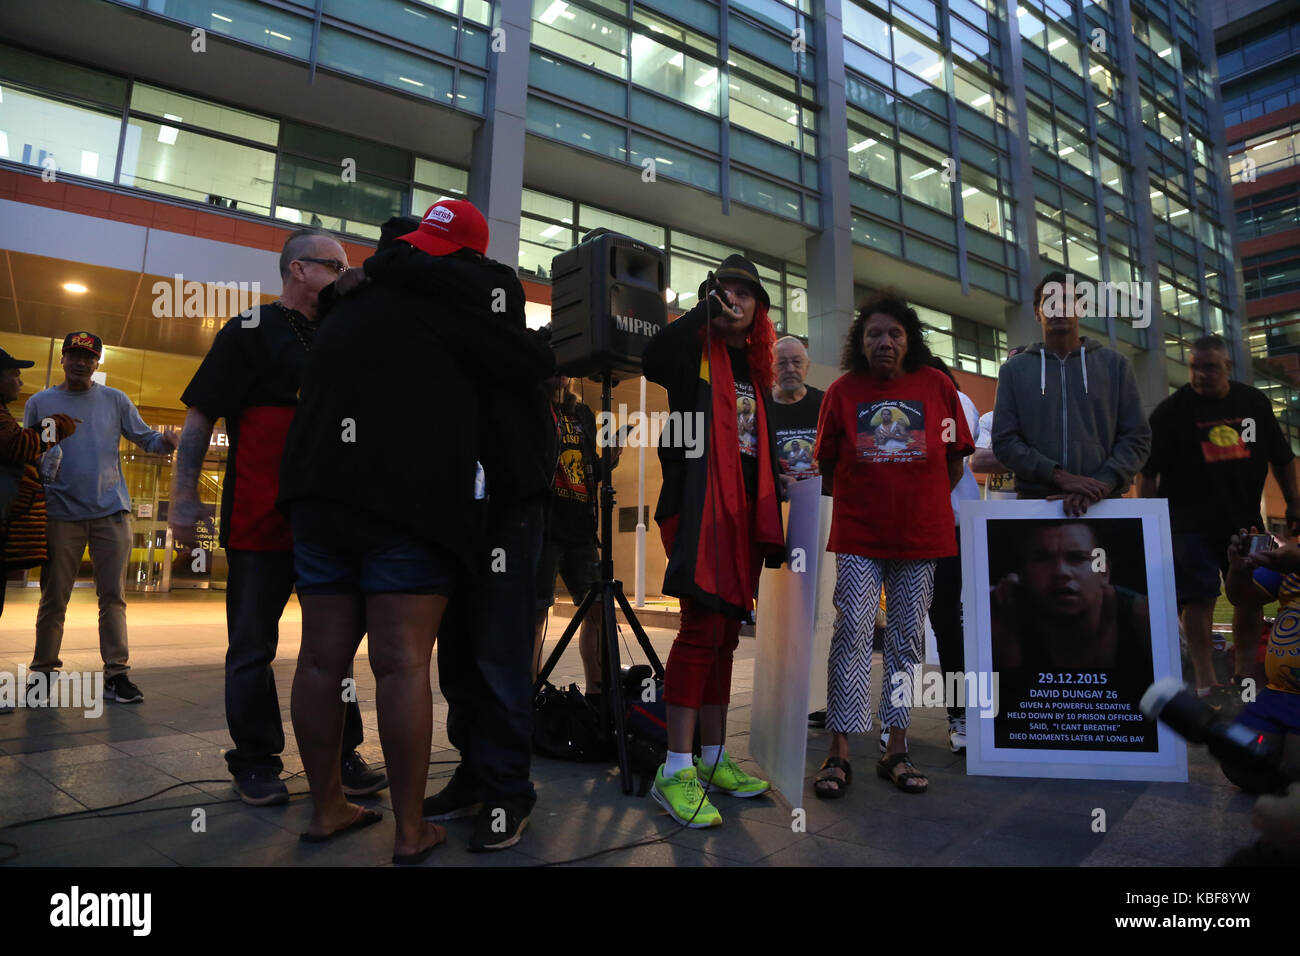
[876, 752, 928, 793]
[814, 756, 852, 799]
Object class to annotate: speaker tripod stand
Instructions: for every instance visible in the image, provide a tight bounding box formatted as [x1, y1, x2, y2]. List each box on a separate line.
[534, 369, 664, 794]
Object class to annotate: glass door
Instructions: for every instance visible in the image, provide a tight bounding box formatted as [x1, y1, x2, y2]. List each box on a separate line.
[123, 449, 171, 591]
[167, 463, 226, 590]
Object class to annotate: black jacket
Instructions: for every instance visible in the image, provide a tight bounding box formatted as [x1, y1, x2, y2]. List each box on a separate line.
[641, 301, 782, 525]
[361, 246, 557, 509]
[279, 246, 554, 569]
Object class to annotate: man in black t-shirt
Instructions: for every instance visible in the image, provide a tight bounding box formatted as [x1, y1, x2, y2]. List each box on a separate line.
[532, 377, 618, 704]
[768, 336, 823, 491]
[1140, 333, 1300, 704]
[169, 228, 381, 806]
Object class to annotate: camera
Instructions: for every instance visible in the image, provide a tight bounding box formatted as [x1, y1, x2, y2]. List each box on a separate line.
[1140, 676, 1299, 793]
[1247, 533, 1276, 555]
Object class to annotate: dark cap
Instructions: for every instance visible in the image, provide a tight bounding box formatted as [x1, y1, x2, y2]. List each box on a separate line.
[0, 348, 35, 370]
[62, 331, 103, 357]
[378, 214, 421, 253]
[699, 254, 770, 310]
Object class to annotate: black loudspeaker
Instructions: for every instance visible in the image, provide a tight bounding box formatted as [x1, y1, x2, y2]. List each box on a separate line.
[549, 229, 669, 378]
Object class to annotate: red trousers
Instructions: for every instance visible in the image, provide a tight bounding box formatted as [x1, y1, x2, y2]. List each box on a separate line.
[663, 597, 742, 708]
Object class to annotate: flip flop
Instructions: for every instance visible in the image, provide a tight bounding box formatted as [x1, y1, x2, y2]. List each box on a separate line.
[392, 823, 448, 866]
[299, 806, 383, 843]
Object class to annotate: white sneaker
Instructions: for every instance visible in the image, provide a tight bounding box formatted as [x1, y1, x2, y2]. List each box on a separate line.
[878, 728, 889, 754]
[948, 718, 967, 753]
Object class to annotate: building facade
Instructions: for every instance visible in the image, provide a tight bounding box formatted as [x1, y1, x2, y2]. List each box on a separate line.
[0, 0, 1242, 590]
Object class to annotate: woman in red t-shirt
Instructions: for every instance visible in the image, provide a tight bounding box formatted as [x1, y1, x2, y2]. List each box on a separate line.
[812, 292, 973, 796]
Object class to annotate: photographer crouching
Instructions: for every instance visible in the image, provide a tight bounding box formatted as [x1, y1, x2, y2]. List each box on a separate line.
[1220, 529, 1300, 862]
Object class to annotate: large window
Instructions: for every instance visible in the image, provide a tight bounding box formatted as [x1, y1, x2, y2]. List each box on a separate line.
[630, 30, 718, 113]
[0, 49, 478, 241]
[121, 84, 280, 215]
[898, 134, 952, 213]
[0, 85, 122, 183]
[729, 74, 800, 148]
[531, 0, 628, 78]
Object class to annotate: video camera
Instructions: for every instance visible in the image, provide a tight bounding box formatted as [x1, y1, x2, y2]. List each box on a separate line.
[1141, 676, 1300, 794]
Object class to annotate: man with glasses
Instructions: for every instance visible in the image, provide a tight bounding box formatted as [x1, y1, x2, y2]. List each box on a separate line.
[769, 336, 824, 490]
[170, 228, 384, 806]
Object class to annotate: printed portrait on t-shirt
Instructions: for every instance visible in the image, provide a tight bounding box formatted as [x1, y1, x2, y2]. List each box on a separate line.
[777, 435, 817, 475]
[735, 381, 758, 457]
[1199, 417, 1251, 463]
[856, 400, 926, 461]
[553, 414, 589, 503]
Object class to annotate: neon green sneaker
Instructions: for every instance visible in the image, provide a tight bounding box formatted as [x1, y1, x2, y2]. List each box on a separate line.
[651, 765, 722, 828]
[695, 753, 770, 798]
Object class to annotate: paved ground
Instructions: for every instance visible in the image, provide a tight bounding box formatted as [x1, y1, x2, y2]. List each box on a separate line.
[0, 589, 1259, 867]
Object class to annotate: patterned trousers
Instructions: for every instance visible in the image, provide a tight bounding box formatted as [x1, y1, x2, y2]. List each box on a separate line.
[826, 554, 937, 735]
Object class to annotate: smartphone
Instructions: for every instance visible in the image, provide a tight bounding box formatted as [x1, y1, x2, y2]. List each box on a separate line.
[1247, 533, 1276, 555]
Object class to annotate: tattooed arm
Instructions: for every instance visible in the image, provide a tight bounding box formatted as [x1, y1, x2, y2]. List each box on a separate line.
[168, 407, 216, 547]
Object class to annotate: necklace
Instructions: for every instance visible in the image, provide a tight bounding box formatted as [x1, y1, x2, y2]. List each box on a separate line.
[275, 301, 315, 353]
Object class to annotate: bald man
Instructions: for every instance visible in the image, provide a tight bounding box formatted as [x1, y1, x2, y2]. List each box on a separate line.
[769, 336, 824, 490]
[171, 228, 384, 806]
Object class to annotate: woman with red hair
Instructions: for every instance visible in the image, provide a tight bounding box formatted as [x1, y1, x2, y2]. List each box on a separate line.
[642, 255, 785, 827]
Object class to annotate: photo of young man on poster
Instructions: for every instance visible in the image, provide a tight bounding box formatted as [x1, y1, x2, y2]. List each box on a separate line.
[986, 517, 1157, 753]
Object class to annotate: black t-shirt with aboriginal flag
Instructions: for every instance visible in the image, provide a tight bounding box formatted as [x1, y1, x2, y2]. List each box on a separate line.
[1143, 381, 1295, 539]
[181, 303, 314, 551]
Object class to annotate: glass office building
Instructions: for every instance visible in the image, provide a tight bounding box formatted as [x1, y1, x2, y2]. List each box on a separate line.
[0, 0, 1243, 589]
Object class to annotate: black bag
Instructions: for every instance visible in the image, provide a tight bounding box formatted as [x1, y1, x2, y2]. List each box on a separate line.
[622, 664, 667, 748]
[532, 681, 609, 762]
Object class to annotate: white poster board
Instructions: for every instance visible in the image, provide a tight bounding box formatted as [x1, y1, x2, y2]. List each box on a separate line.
[752, 477, 827, 807]
[961, 498, 1187, 782]
[807, 493, 835, 712]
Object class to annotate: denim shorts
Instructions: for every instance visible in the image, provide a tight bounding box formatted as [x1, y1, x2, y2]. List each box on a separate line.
[290, 497, 460, 596]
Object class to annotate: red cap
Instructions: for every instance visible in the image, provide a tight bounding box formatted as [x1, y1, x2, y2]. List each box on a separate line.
[399, 200, 489, 257]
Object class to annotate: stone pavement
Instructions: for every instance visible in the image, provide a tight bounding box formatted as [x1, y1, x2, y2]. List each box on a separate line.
[0, 589, 1258, 867]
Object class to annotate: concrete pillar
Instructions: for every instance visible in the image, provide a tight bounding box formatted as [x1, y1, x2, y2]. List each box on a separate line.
[804, 0, 856, 368]
[468, 0, 530, 267]
[1001, 0, 1044, 353]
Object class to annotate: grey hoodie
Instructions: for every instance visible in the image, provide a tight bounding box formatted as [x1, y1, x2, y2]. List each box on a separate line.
[990, 337, 1151, 498]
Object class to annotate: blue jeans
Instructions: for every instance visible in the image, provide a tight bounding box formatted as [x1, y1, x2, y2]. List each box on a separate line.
[224, 549, 363, 774]
[437, 499, 545, 816]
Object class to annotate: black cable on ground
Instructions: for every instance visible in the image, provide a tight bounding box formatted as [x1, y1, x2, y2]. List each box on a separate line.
[0, 751, 721, 866]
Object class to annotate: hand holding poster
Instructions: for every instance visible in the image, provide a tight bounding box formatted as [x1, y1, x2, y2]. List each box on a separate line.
[962, 498, 1187, 782]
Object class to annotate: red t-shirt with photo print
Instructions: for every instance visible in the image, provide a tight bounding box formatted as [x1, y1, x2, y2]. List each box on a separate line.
[815, 366, 974, 559]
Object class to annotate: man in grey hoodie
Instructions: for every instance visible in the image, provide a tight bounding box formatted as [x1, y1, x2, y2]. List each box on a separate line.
[992, 271, 1151, 516]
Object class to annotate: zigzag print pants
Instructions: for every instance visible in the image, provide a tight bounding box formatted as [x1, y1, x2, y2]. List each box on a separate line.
[826, 554, 936, 735]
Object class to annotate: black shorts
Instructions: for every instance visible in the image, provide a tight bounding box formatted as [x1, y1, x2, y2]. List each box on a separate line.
[1172, 532, 1231, 605]
[535, 539, 599, 611]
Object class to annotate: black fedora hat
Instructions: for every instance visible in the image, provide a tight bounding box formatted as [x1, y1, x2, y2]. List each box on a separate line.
[698, 254, 770, 310]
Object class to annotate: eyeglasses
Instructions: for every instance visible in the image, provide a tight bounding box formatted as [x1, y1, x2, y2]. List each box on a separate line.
[297, 257, 347, 274]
